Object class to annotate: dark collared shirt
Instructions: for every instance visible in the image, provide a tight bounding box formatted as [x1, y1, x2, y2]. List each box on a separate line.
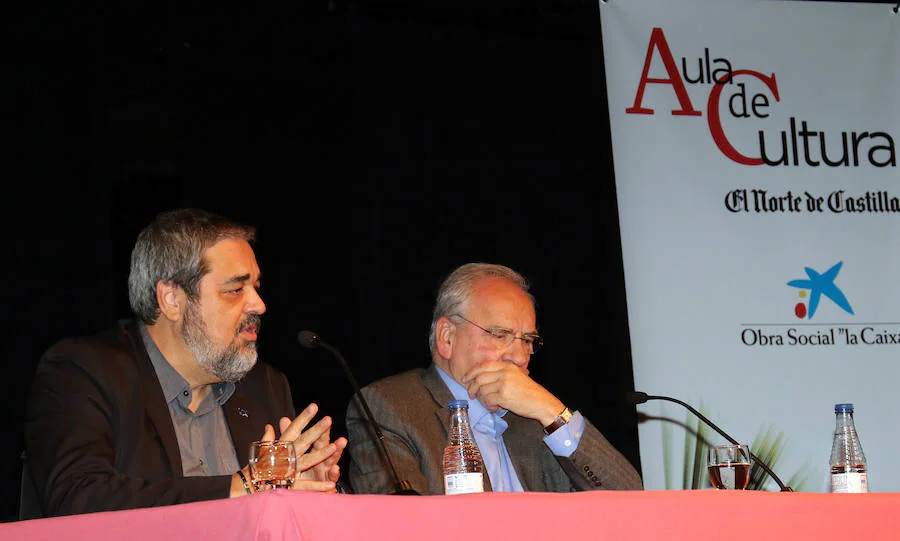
[141, 324, 241, 476]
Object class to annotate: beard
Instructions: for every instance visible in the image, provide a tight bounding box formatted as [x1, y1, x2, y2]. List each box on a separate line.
[182, 302, 260, 383]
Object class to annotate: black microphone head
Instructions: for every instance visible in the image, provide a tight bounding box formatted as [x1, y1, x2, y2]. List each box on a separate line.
[297, 330, 321, 349]
[625, 391, 649, 405]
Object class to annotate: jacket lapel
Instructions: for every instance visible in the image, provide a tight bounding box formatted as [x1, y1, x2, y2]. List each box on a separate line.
[422, 365, 453, 434]
[223, 383, 258, 463]
[500, 412, 546, 492]
[124, 321, 183, 477]
[422, 365, 494, 492]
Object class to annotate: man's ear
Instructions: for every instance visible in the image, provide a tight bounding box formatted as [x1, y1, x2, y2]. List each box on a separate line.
[156, 281, 185, 322]
[435, 316, 456, 359]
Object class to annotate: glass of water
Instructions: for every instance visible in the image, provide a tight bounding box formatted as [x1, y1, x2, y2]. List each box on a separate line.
[707, 444, 752, 490]
[249, 440, 297, 490]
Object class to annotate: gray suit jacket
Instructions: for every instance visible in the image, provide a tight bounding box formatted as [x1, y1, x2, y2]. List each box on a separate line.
[346, 364, 643, 495]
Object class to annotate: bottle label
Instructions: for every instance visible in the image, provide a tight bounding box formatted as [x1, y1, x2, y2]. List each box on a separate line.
[444, 473, 484, 495]
[830, 472, 868, 493]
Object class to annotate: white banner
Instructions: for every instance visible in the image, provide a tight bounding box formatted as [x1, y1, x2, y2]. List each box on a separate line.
[600, 0, 899, 492]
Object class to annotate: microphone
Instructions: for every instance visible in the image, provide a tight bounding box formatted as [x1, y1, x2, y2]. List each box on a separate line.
[627, 391, 793, 492]
[298, 330, 419, 495]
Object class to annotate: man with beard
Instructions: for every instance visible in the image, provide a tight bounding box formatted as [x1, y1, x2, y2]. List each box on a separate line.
[24, 209, 347, 517]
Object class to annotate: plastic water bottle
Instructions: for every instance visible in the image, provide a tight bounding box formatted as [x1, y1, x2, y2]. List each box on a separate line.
[442, 399, 485, 495]
[829, 403, 868, 493]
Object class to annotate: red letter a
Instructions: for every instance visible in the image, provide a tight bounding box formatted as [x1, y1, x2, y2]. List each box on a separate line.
[625, 28, 701, 117]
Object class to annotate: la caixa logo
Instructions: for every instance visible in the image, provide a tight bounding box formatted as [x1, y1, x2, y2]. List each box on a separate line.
[787, 261, 854, 320]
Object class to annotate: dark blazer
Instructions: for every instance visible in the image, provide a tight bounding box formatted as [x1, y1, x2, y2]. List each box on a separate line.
[346, 364, 643, 495]
[24, 320, 295, 517]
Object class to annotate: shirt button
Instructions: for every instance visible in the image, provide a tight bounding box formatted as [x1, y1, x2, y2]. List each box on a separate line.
[564, 439, 572, 447]
[183, 391, 189, 397]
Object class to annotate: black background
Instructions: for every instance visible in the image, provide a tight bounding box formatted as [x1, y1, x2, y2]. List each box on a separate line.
[6, 0, 892, 521]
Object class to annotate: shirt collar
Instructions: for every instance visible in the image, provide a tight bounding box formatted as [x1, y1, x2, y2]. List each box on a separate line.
[140, 322, 235, 408]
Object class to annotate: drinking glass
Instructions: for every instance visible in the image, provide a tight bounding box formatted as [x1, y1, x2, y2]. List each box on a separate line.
[249, 440, 297, 490]
[707, 444, 752, 490]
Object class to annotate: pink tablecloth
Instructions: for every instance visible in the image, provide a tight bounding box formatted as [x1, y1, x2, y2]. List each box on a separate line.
[3, 489, 898, 541]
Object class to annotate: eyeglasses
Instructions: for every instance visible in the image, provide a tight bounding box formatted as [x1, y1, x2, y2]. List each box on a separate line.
[450, 314, 543, 354]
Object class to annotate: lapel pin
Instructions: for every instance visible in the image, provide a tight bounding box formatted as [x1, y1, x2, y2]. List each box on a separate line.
[238, 407, 249, 418]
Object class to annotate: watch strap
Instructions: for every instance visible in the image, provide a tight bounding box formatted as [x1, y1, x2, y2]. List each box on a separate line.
[543, 406, 573, 435]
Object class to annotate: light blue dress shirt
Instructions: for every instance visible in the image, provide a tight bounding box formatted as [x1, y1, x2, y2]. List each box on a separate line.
[435, 365, 585, 492]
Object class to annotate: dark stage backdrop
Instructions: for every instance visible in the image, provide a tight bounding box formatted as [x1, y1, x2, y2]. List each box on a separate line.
[6, 3, 635, 519]
[9, 0, 890, 522]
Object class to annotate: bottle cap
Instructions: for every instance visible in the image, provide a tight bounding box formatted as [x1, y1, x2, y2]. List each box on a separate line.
[448, 399, 469, 409]
[835, 403, 854, 413]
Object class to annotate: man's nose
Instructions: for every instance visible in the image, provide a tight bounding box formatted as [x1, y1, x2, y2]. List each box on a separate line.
[504, 337, 531, 367]
[247, 287, 266, 315]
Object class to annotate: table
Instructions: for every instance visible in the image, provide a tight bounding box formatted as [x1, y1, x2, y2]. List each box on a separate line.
[3, 489, 898, 540]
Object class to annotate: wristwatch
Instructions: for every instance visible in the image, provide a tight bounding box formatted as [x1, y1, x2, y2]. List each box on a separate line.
[543, 406, 573, 435]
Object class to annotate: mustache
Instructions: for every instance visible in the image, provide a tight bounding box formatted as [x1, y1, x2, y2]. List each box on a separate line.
[238, 314, 262, 334]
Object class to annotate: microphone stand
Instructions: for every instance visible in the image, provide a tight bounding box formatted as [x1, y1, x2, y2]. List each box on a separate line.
[299, 331, 419, 495]
[629, 392, 793, 492]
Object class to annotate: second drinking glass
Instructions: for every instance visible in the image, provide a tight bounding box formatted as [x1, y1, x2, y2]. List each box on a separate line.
[707, 443, 752, 490]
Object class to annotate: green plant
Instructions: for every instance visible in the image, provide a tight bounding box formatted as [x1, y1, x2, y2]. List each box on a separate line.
[749, 426, 809, 492]
[662, 403, 711, 490]
[660, 407, 810, 491]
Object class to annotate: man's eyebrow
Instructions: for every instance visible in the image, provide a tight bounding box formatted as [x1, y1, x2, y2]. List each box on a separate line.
[223, 273, 252, 286]
[487, 325, 514, 332]
[489, 326, 540, 336]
